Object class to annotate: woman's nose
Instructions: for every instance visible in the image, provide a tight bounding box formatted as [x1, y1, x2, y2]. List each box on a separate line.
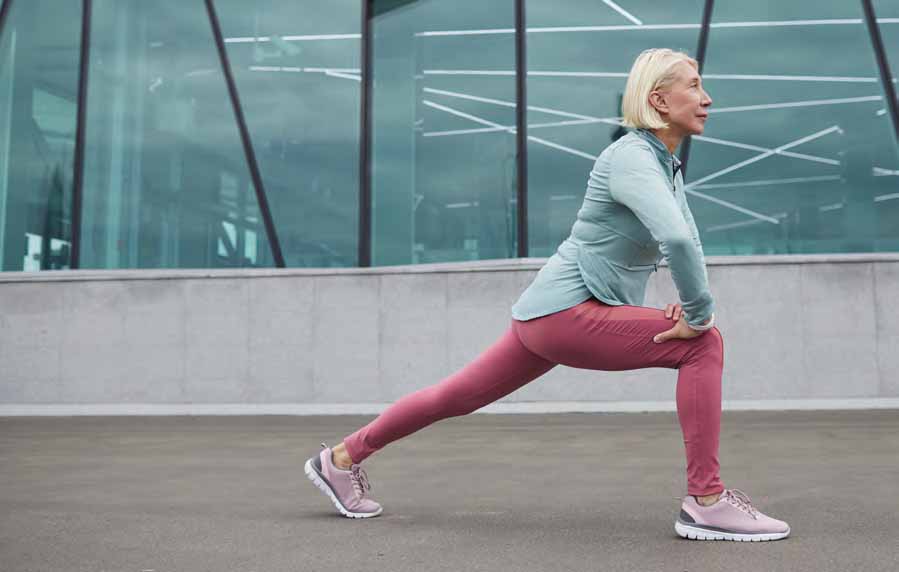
[701, 89, 712, 107]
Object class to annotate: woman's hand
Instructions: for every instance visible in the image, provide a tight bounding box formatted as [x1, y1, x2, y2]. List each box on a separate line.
[664, 303, 684, 322]
[654, 303, 704, 343]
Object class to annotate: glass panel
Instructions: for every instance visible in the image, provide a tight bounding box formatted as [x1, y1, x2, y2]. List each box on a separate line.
[370, 0, 517, 265]
[687, 2, 899, 254]
[79, 0, 272, 269]
[870, 6, 899, 250]
[215, 0, 360, 268]
[525, 1, 706, 256]
[0, 0, 81, 271]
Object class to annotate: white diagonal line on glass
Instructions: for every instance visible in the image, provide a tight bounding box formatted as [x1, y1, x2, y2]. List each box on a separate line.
[424, 126, 510, 137]
[873, 167, 899, 176]
[692, 175, 842, 191]
[425, 70, 877, 82]
[705, 212, 788, 233]
[325, 71, 361, 81]
[423, 100, 597, 159]
[702, 74, 877, 83]
[225, 34, 361, 43]
[423, 100, 510, 130]
[709, 96, 882, 114]
[249, 66, 361, 74]
[424, 87, 517, 108]
[693, 135, 839, 165]
[686, 126, 843, 190]
[424, 70, 516, 76]
[415, 18, 899, 37]
[424, 118, 617, 138]
[423, 96, 779, 222]
[424, 87, 841, 168]
[687, 190, 782, 224]
[875, 193, 899, 202]
[527, 136, 598, 160]
[602, 0, 643, 26]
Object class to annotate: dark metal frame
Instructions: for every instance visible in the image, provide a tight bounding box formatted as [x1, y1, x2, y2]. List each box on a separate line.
[514, 0, 528, 257]
[861, 0, 899, 148]
[358, 0, 373, 267]
[677, 0, 714, 178]
[70, 0, 92, 268]
[204, 0, 285, 267]
[0, 0, 11, 43]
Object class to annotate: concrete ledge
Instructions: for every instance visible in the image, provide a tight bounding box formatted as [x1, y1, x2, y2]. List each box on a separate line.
[2, 252, 899, 283]
[2, 398, 898, 416]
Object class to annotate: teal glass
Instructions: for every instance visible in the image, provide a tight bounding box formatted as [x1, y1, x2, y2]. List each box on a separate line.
[525, 1, 706, 256]
[370, 0, 517, 265]
[0, 0, 82, 271]
[689, 2, 899, 254]
[215, 0, 361, 267]
[79, 0, 272, 269]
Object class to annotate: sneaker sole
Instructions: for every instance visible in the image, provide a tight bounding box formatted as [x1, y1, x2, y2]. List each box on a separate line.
[303, 457, 383, 519]
[675, 520, 790, 542]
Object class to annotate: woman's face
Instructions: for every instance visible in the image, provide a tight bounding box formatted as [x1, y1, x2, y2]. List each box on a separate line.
[651, 62, 712, 136]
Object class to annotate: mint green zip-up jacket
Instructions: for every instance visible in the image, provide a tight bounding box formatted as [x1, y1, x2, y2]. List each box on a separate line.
[511, 128, 715, 328]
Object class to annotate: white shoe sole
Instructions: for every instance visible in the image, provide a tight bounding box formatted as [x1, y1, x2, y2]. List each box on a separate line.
[675, 520, 790, 542]
[303, 458, 383, 519]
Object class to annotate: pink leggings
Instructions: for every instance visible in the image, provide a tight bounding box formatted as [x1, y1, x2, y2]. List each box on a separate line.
[343, 298, 725, 496]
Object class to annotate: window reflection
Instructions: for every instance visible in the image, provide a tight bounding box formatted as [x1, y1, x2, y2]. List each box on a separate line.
[0, 0, 80, 271]
[689, 2, 899, 254]
[216, 0, 361, 268]
[370, 0, 517, 265]
[79, 0, 272, 269]
[525, 0, 706, 256]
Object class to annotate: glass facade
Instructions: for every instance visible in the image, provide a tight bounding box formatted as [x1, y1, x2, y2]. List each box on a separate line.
[80, 0, 272, 269]
[0, 0, 82, 270]
[370, 0, 517, 265]
[0, 0, 897, 272]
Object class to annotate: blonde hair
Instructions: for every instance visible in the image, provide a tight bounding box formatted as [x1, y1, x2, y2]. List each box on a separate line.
[621, 48, 698, 130]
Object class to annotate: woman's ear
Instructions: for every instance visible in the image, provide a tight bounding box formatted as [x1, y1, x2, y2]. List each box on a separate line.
[648, 91, 669, 115]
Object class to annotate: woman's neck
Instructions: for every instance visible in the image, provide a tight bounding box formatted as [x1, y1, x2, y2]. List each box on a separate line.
[650, 128, 684, 155]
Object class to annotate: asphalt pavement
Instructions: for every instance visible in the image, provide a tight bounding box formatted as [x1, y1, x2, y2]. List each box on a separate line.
[1, 410, 898, 572]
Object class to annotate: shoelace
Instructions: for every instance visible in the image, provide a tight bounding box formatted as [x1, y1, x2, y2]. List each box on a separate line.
[724, 489, 759, 519]
[350, 465, 372, 499]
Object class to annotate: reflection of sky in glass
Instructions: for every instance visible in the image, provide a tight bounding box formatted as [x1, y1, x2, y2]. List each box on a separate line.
[371, 0, 517, 265]
[80, 0, 270, 269]
[693, 2, 899, 254]
[0, 0, 81, 270]
[4, 0, 899, 271]
[513, 1, 899, 255]
[217, 0, 361, 268]
[525, 1, 704, 255]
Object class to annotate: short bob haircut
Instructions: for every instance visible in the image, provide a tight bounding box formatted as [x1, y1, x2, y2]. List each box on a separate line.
[621, 48, 698, 130]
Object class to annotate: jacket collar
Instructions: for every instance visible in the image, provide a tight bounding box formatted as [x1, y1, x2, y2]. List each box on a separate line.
[634, 128, 682, 182]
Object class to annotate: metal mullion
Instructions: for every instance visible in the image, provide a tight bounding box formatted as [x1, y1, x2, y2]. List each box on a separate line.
[358, 0, 372, 267]
[70, 0, 92, 269]
[678, 0, 714, 178]
[515, 0, 527, 257]
[0, 0, 12, 39]
[861, 0, 899, 148]
[203, 0, 285, 268]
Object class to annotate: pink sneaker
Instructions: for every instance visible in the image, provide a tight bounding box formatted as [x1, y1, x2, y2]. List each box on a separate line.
[675, 489, 790, 541]
[304, 443, 383, 519]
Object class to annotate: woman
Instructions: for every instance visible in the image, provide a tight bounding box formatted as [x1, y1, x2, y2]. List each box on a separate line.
[304, 48, 790, 542]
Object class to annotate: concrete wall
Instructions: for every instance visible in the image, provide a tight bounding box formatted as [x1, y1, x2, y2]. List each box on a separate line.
[1, 254, 898, 414]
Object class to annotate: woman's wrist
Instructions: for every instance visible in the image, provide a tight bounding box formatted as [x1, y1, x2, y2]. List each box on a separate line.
[687, 313, 715, 332]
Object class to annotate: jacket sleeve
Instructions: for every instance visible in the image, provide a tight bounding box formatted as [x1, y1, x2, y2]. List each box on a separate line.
[608, 143, 715, 327]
